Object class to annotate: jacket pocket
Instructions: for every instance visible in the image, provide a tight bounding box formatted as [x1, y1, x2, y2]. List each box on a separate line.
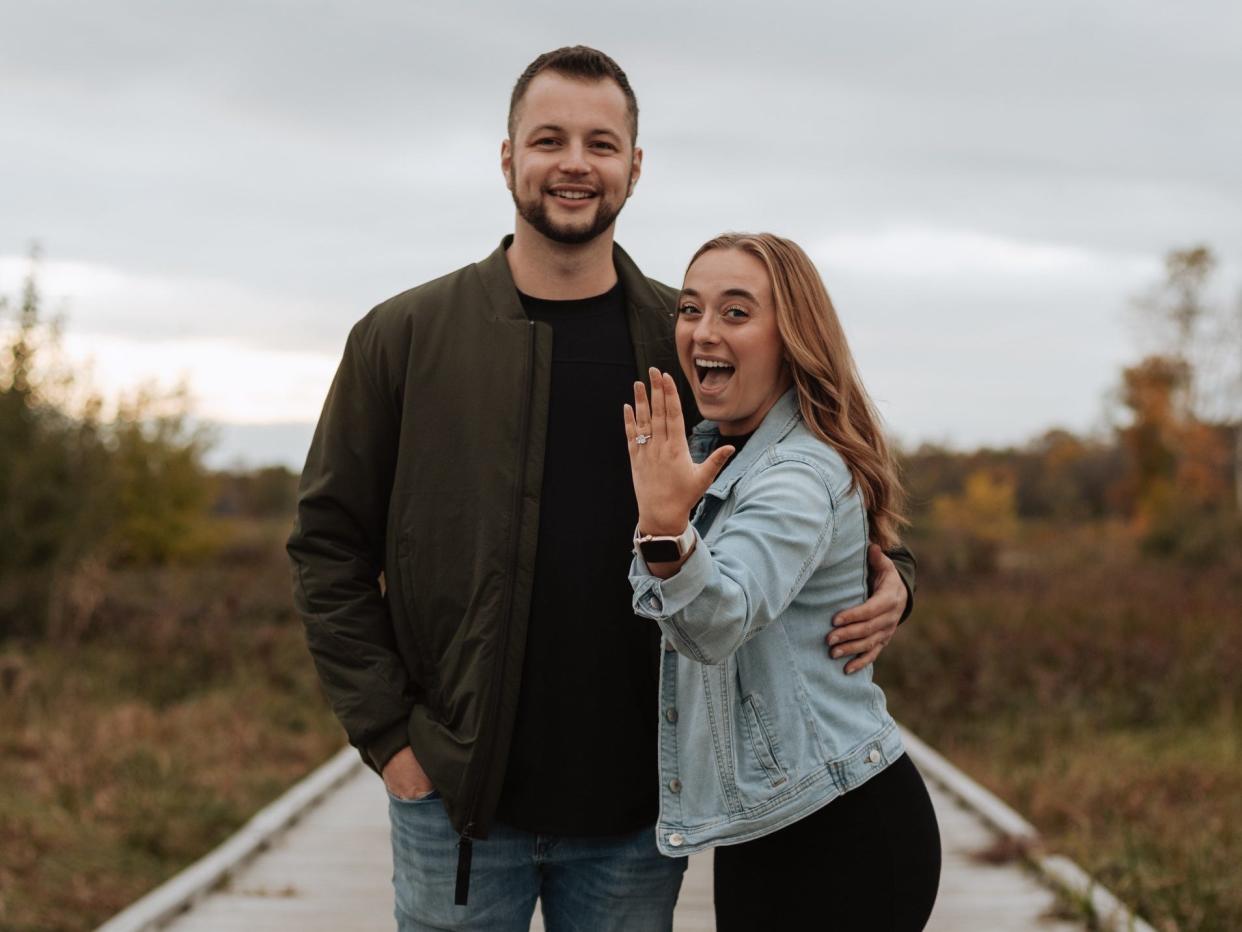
[741, 693, 788, 788]
[395, 536, 442, 715]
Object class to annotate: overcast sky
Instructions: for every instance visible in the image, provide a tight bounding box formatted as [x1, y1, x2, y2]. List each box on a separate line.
[3, 0, 1240, 468]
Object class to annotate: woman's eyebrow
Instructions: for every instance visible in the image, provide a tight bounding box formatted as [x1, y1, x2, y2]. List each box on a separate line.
[678, 286, 757, 302]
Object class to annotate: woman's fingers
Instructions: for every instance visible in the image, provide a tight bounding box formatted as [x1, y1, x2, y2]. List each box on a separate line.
[700, 444, 735, 490]
[647, 367, 668, 442]
[661, 372, 686, 439]
[623, 403, 638, 449]
[632, 380, 652, 443]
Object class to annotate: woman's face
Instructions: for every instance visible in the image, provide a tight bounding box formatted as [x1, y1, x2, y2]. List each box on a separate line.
[676, 248, 791, 436]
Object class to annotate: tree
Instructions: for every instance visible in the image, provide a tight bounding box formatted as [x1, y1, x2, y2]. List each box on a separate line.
[1117, 246, 1239, 552]
[0, 250, 214, 639]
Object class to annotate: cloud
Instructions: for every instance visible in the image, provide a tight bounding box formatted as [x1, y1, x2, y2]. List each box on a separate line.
[811, 228, 1149, 281]
[56, 332, 338, 424]
[0, 254, 344, 350]
[4, 1, 1239, 463]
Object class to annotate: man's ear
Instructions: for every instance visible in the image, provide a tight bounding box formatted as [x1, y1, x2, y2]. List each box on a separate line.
[501, 139, 513, 191]
[627, 146, 643, 197]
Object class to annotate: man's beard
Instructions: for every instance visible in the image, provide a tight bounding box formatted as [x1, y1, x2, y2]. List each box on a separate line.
[510, 173, 628, 245]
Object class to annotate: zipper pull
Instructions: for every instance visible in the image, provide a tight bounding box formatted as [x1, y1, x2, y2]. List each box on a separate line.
[454, 831, 474, 906]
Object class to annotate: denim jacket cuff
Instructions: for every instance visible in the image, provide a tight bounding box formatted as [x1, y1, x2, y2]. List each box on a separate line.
[629, 529, 711, 620]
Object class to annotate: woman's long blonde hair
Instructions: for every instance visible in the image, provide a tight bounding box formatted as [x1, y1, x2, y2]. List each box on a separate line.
[688, 233, 907, 549]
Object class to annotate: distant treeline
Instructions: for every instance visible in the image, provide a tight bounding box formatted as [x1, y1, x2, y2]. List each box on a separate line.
[902, 246, 1241, 571]
[2, 245, 1238, 637]
[210, 466, 298, 519]
[902, 423, 1239, 574]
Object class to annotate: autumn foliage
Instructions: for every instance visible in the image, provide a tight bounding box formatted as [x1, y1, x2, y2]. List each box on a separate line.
[906, 245, 1240, 570]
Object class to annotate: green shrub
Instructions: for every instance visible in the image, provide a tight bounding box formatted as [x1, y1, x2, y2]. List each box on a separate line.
[0, 253, 216, 640]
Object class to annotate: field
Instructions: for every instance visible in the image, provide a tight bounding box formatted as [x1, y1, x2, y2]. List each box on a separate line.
[884, 522, 1242, 932]
[0, 521, 342, 932]
[1, 519, 1238, 931]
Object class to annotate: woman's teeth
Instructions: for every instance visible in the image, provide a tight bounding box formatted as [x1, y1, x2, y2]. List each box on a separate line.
[695, 359, 735, 390]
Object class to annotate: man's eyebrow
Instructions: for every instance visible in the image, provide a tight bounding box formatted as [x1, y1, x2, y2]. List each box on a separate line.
[525, 125, 622, 140]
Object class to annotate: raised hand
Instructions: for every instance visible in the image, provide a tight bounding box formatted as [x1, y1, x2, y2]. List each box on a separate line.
[624, 368, 735, 537]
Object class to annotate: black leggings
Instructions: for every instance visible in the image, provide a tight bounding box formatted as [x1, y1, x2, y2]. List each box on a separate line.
[713, 753, 941, 931]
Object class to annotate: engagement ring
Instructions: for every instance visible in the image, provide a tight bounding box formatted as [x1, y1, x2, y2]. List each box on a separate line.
[635, 434, 651, 445]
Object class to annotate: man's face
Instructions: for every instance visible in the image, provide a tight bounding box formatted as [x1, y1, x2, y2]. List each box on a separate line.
[502, 71, 642, 245]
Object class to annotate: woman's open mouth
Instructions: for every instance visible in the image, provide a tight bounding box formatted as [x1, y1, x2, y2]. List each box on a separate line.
[695, 357, 735, 395]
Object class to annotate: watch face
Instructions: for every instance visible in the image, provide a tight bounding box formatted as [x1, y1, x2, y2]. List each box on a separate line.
[639, 538, 683, 563]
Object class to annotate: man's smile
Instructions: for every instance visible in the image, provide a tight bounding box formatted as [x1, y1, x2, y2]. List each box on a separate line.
[547, 184, 598, 203]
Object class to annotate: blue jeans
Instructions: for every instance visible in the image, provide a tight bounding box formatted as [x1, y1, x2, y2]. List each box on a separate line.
[387, 790, 686, 931]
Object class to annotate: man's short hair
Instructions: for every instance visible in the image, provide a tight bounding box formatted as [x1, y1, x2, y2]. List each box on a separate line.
[508, 46, 639, 144]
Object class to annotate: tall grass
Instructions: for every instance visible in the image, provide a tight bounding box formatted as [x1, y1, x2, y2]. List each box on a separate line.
[0, 521, 341, 931]
[884, 522, 1241, 932]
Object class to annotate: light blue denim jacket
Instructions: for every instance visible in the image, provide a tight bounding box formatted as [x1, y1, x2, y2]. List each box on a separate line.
[630, 390, 904, 856]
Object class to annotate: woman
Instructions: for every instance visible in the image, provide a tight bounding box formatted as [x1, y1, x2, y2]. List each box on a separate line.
[624, 233, 940, 930]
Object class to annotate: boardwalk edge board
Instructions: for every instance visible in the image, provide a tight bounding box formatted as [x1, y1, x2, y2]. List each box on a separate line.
[95, 746, 363, 932]
[100, 733, 1157, 932]
[900, 727, 1156, 932]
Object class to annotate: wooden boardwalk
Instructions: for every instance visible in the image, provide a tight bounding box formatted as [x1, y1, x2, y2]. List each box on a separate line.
[161, 763, 1080, 931]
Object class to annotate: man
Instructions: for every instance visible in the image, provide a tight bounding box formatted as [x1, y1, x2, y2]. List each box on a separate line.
[288, 46, 915, 931]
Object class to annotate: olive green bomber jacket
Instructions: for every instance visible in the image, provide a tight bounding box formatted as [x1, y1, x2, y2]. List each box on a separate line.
[287, 237, 917, 843]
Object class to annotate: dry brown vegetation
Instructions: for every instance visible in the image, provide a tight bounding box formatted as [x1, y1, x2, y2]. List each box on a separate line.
[0, 523, 341, 931]
[885, 521, 1242, 932]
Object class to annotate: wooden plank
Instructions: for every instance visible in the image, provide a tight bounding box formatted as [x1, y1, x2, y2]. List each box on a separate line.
[904, 729, 1155, 932]
[165, 772, 392, 932]
[923, 777, 1079, 931]
[99, 747, 363, 932]
[158, 761, 1087, 932]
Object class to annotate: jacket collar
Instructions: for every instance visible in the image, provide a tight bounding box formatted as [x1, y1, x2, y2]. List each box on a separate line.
[695, 389, 803, 500]
[474, 235, 669, 322]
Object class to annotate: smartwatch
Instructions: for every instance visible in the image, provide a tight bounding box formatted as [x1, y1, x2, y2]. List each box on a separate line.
[634, 525, 696, 563]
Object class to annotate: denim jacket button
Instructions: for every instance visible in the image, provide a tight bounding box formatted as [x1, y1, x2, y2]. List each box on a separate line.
[669, 778, 682, 793]
[665, 707, 678, 723]
[867, 748, 881, 764]
[668, 832, 685, 847]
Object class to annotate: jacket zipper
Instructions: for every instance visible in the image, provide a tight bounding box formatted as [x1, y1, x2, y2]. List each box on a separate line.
[455, 319, 536, 906]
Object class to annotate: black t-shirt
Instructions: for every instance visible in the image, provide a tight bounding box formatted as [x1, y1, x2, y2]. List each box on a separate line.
[711, 429, 754, 461]
[495, 282, 662, 835]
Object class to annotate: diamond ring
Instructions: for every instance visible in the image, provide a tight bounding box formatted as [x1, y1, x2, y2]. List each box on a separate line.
[635, 433, 651, 445]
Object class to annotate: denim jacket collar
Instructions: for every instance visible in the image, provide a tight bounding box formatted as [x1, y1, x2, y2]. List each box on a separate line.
[692, 389, 802, 500]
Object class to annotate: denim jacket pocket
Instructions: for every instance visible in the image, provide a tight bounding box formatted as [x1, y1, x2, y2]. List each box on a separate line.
[741, 693, 788, 789]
